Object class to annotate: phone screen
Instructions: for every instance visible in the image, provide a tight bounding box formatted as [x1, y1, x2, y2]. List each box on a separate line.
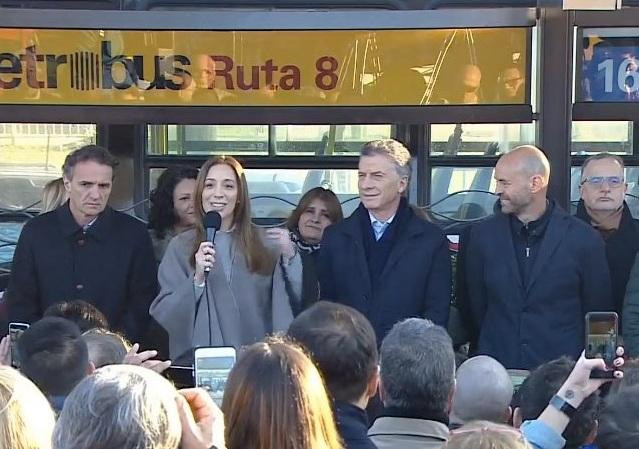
[585, 312, 618, 367]
[195, 354, 235, 406]
[9, 323, 29, 369]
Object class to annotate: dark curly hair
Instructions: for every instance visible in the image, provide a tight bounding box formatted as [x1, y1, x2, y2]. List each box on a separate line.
[148, 166, 198, 239]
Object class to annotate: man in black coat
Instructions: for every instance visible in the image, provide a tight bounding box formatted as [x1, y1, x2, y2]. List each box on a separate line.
[574, 153, 639, 323]
[6, 145, 158, 342]
[317, 139, 451, 343]
[465, 146, 613, 369]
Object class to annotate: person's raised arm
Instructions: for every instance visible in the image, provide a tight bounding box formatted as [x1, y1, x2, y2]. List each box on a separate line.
[522, 349, 624, 449]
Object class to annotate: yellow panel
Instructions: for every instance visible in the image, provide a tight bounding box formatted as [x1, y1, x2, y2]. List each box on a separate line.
[0, 28, 527, 106]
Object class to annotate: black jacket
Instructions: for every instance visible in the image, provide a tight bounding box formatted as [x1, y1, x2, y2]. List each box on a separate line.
[317, 201, 451, 342]
[465, 202, 613, 369]
[335, 401, 377, 449]
[6, 202, 158, 341]
[575, 200, 639, 319]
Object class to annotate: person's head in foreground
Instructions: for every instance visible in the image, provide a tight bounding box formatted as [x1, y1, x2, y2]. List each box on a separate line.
[52, 364, 182, 449]
[0, 366, 56, 449]
[444, 421, 532, 449]
[222, 337, 343, 449]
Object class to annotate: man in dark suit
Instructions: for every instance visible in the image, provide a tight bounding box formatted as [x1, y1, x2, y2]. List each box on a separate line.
[6, 145, 158, 342]
[574, 154, 639, 326]
[465, 145, 612, 369]
[317, 139, 451, 342]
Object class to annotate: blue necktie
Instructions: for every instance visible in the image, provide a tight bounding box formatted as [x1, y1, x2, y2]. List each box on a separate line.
[372, 220, 389, 241]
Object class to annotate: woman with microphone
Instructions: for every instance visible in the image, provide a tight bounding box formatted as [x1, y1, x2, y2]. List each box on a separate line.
[149, 156, 300, 364]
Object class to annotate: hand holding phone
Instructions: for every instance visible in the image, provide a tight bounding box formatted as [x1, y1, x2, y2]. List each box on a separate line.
[9, 322, 29, 369]
[194, 346, 236, 407]
[585, 312, 619, 379]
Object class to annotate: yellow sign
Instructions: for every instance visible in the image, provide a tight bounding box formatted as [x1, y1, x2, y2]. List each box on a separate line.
[0, 28, 527, 106]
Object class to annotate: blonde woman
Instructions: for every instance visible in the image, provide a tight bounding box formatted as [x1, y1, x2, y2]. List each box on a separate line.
[0, 366, 56, 449]
[41, 177, 67, 213]
[446, 422, 532, 449]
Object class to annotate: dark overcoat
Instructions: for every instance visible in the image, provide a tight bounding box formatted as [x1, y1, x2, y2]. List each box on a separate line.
[465, 203, 613, 369]
[6, 202, 158, 341]
[317, 203, 451, 342]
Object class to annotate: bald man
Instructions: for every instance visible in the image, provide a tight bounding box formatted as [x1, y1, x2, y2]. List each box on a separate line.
[450, 356, 513, 429]
[465, 146, 612, 369]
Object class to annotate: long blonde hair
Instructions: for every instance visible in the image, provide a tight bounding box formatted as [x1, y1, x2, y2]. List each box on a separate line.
[191, 156, 274, 274]
[223, 337, 343, 449]
[0, 366, 56, 449]
[41, 177, 67, 213]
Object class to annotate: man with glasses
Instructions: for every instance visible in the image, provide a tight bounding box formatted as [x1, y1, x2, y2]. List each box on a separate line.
[465, 146, 612, 369]
[576, 154, 639, 339]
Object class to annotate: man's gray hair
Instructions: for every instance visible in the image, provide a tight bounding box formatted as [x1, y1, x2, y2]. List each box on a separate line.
[451, 355, 513, 424]
[581, 152, 625, 181]
[52, 365, 181, 449]
[361, 139, 412, 179]
[380, 318, 455, 413]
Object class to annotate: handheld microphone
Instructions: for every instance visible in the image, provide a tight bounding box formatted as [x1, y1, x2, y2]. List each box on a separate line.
[202, 211, 222, 273]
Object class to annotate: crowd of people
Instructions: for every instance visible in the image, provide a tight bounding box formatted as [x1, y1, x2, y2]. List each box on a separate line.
[1, 138, 639, 448]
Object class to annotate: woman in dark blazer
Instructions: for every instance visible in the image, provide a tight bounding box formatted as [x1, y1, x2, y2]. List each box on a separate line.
[285, 187, 343, 315]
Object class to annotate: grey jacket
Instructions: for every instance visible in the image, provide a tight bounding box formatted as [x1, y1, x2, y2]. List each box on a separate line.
[149, 228, 298, 362]
[368, 417, 449, 449]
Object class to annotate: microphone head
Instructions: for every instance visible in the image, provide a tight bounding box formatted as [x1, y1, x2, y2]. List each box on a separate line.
[203, 211, 222, 230]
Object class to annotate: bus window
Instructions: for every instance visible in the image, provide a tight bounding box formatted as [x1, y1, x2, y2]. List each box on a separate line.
[430, 167, 497, 222]
[571, 121, 632, 155]
[148, 125, 269, 156]
[429, 123, 534, 222]
[150, 167, 359, 222]
[274, 125, 392, 156]
[0, 123, 96, 211]
[430, 123, 535, 157]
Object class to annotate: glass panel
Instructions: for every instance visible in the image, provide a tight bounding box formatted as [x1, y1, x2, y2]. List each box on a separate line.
[571, 165, 639, 218]
[246, 169, 359, 220]
[580, 28, 639, 102]
[274, 125, 392, 156]
[147, 125, 268, 156]
[571, 121, 633, 155]
[149, 167, 359, 220]
[0, 123, 96, 211]
[0, 221, 24, 267]
[430, 123, 535, 157]
[429, 167, 497, 221]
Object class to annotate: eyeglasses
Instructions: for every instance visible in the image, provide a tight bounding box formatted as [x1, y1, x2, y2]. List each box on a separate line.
[580, 176, 625, 188]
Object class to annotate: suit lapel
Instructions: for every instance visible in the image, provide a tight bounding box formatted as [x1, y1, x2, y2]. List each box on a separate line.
[496, 213, 525, 290]
[526, 209, 569, 293]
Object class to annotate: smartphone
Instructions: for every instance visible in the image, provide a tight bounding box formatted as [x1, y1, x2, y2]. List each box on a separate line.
[585, 312, 618, 377]
[194, 346, 236, 406]
[9, 322, 30, 369]
[164, 365, 194, 389]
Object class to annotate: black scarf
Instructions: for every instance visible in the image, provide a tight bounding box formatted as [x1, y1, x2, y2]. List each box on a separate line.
[289, 229, 321, 254]
[287, 229, 321, 314]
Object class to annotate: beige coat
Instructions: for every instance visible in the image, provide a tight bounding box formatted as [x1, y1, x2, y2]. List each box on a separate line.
[368, 417, 449, 449]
